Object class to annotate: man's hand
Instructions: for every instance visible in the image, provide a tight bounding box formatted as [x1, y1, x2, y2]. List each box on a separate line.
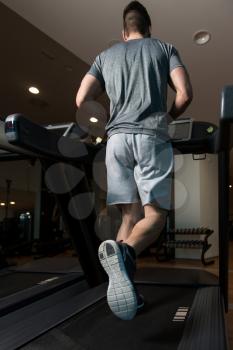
[76, 74, 104, 108]
[169, 67, 193, 119]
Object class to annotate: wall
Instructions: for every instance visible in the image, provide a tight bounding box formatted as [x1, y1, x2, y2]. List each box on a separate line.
[174, 153, 219, 259]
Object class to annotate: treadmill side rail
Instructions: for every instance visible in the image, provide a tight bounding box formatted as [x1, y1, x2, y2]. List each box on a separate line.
[178, 287, 229, 350]
[0, 283, 106, 350]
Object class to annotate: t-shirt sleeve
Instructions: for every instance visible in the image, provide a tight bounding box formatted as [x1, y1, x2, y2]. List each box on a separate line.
[88, 55, 105, 89]
[169, 46, 185, 73]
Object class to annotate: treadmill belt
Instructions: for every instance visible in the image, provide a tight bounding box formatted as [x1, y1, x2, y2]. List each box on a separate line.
[0, 272, 61, 298]
[10, 257, 82, 274]
[21, 285, 197, 350]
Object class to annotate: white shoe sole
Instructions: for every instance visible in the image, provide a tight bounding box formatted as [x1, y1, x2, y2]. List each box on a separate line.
[98, 240, 137, 320]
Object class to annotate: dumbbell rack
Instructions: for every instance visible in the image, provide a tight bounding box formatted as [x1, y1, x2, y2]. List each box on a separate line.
[156, 227, 214, 265]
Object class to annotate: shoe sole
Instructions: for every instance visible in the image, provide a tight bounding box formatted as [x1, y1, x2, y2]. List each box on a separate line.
[98, 240, 137, 320]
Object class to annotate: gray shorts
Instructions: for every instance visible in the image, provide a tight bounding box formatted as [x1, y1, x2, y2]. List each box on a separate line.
[105, 133, 173, 210]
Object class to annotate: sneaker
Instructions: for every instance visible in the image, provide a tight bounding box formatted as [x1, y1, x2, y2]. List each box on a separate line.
[137, 294, 145, 310]
[98, 240, 139, 320]
[118, 244, 145, 311]
[99, 240, 145, 314]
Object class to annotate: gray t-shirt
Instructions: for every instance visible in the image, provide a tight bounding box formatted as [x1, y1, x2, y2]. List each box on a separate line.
[88, 37, 184, 138]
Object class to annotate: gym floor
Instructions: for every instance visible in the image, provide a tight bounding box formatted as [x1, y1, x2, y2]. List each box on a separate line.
[7, 241, 233, 349]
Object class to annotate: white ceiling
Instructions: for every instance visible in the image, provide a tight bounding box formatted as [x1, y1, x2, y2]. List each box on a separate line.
[1, 0, 233, 127]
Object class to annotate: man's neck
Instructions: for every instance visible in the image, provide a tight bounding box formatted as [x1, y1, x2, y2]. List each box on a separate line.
[125, 33, 145, 41]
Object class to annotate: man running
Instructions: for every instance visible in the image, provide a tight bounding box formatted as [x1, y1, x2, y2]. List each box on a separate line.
[76, 1, 192, 320]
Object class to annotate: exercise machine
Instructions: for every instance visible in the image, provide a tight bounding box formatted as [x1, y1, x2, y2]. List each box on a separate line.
[0, 86, 232, 349]
[0, 122, 87, 318]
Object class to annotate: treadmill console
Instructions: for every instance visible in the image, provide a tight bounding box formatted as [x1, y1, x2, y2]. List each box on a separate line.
[168, 118, 193, 142]
[5, 115, 19, 142]
[169, 118, 218, 154]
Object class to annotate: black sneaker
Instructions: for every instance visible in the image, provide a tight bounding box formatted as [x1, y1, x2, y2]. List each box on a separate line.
[98, 240, 142, 320]
[118, 243, 145, 311]
[137, 294, 145, 310]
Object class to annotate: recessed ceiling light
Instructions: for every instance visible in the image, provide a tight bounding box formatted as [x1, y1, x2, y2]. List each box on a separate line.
[0, 202, 5, 206]
[29, 86, 40, 94]
[96, 137, 102, 144]
[90, 117, 98, 123]
[193, 30, 211, 45]
[229, 185, 232, 188]
[10, 201, 16, 205]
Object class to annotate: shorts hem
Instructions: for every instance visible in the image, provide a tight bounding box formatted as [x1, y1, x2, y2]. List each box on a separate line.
[107, 200, 140, 206]
[142, 200, 171, 211]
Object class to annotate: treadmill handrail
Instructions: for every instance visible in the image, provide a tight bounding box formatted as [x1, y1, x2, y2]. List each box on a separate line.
[5, 114, 219, 160]
[5, 114, 97, 163]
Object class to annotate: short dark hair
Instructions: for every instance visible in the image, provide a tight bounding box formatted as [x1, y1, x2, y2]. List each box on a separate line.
[123, 1, 151, 38]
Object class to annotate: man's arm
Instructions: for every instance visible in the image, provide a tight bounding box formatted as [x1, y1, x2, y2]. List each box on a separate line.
[76, 74, 104, 108]
[168, 67, 193, 119]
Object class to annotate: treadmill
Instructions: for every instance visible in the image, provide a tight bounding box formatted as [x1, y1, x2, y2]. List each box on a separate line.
[0, 121, 87, 318]
[0, 86, 232, 349]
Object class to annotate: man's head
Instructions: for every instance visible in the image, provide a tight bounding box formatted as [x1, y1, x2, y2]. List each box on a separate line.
[123, 1, 151, 40]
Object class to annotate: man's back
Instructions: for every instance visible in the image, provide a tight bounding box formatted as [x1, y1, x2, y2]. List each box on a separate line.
[89, 38, 184, 137]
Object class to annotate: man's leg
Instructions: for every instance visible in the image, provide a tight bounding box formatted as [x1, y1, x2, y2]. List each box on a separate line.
[125, 204, 167, 256]
[98, 202, 167, 320]
[116, 202, 143, 242]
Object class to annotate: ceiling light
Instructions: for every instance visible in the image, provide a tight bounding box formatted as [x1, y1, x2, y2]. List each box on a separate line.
[10, 201, 16, 205]
[90, 117, 98, 123]
[29, 86, 40, 94]
[229, 185, 232, 188]
[0, 202, 5, 206]
[193, 30, 211, 45]
[96, 137, 102, 144]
